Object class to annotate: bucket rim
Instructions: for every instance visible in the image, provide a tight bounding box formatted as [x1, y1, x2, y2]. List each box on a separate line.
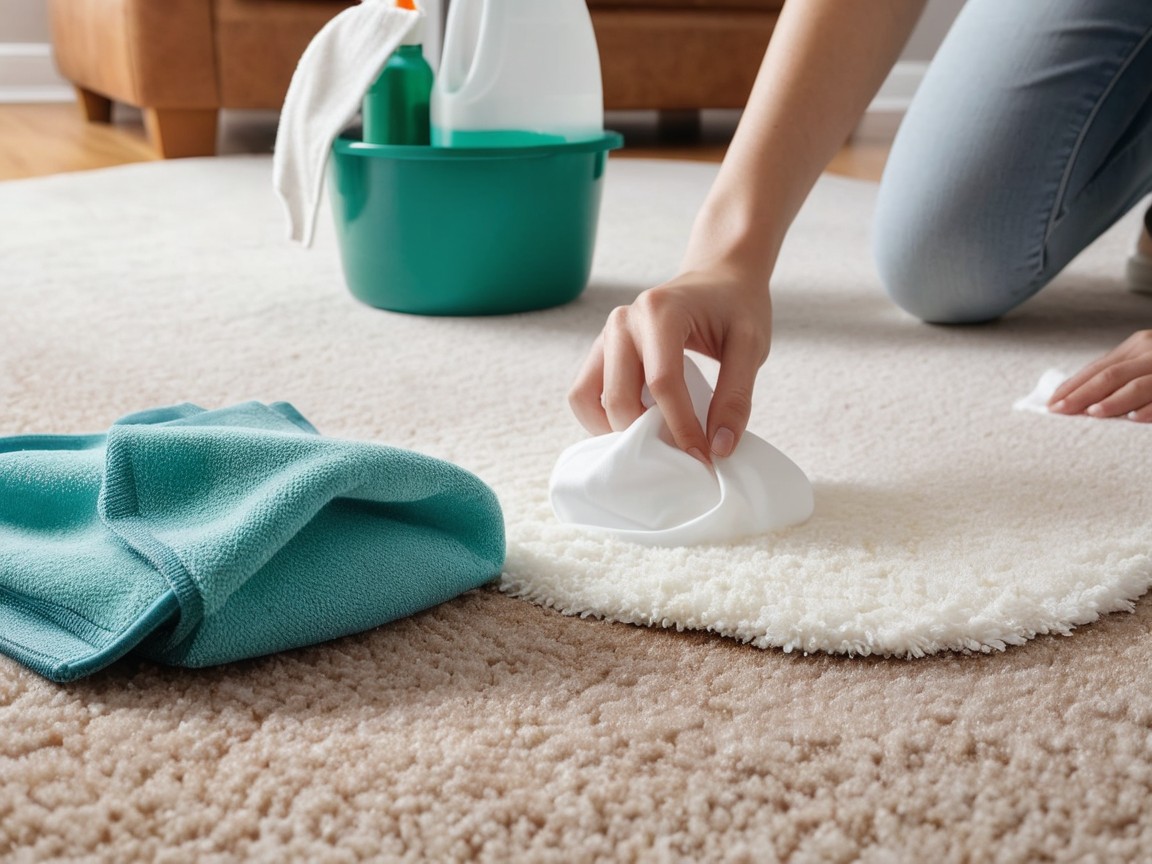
[332, 131, 625, 161]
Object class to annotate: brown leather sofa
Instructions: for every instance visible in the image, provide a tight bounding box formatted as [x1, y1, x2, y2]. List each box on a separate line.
[49, 0, 782, 158]
[49, 0, 356, 157]
[591, 0, 781, 118]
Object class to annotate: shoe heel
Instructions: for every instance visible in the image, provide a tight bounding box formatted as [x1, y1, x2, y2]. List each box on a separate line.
[1126, 252, 1152, 295]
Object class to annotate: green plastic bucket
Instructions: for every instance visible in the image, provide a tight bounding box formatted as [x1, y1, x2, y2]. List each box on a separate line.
[327, 131, 624, 316]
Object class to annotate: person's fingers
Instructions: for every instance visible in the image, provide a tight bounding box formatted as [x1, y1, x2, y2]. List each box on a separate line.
[707, 324, 768, 458]
[1126, 401, 1152, 423]
[1082, 374, 1152, 418]
[568, 336, 612, 435]
[601, 306, 647, 431]
[1049, 331, 1152, 410]
[632, 296, 709, 461]
[1055, 357, 1152, 416]
[1048, 353, 1121, 411]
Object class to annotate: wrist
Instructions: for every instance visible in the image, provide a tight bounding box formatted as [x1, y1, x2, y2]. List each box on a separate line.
[682, 190, 783, 286]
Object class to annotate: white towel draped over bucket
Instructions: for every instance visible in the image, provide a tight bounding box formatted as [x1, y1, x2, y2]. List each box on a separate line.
[272, 1, 421, 247]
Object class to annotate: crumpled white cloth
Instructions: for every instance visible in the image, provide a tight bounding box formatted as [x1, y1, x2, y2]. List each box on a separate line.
[272, 1, 420, 246]
[550, 358, 814, 546]
[1013, 369, 1070, 415]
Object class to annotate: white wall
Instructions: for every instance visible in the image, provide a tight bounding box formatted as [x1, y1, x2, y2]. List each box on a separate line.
[0, 0, 69, 101]
[860, 0, 965, 138]
[0, 0, 50, 42]
[904, 0, 965, 61]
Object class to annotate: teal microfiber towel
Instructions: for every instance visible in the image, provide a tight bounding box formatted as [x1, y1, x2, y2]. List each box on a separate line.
[0, 402, 505, 682]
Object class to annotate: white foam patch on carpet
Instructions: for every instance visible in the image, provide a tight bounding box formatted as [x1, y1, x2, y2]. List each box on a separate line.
[3, 157, 1151, 658]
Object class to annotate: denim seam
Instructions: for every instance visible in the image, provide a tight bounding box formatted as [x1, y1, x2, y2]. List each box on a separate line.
[1052, 119, 1152, 254]
[1044, 23, 1152, 252]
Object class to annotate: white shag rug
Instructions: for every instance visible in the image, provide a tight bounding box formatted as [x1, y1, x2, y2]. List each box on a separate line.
[3, 156, 1151, 660]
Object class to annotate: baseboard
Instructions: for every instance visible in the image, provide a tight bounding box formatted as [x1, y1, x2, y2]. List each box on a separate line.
[855, 61, 929, 142]
[0, 43, 72, 103]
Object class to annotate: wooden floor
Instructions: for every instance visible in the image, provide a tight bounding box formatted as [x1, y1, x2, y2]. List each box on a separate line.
[0, 101, 889, 182]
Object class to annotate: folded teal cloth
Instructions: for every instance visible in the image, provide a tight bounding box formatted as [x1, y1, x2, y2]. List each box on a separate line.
[0, 402, 505, 682]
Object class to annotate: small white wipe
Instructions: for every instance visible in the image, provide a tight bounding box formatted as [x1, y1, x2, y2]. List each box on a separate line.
[1013, 369, 1070, 415]
[549, 357, 814, 546]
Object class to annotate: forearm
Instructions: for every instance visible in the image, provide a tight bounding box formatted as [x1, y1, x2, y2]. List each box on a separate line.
[683, 0, 928, 278]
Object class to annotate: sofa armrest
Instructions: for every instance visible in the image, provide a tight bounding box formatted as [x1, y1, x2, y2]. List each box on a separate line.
[49, 0, 219, 108]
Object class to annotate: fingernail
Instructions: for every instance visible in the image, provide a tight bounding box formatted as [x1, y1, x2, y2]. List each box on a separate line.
[711, 427, 735, 458]
[688, 447, 709, 465]
[1128, 411, 1139, 421]
[1051, 399, 1067, 412]
[1087, 403, 1104, 416]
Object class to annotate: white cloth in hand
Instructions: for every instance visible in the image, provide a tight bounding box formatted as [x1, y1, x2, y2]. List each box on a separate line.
[1013, 369, 1070, 415]
[272, 1, 420, 246]
[550, 357, 814, 546]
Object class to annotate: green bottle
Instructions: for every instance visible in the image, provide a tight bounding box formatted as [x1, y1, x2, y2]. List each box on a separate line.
[362, 12, 434, 146]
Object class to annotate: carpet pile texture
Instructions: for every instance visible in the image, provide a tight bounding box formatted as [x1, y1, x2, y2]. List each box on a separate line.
[2, 157, 1152, 861]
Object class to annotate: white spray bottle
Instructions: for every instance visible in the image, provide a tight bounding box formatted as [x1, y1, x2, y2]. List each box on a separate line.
[431, 0, 604, 146]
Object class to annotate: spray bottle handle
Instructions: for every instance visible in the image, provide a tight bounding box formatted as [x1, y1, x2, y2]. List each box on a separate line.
[439, 0, 488, 95]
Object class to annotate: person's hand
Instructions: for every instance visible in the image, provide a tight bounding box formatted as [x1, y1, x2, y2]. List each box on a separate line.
[1048, 330, 1152, 421]
[568, 267, 773, 462]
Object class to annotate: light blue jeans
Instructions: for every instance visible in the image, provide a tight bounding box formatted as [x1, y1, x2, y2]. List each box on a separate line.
[874, 0, 1152, 323]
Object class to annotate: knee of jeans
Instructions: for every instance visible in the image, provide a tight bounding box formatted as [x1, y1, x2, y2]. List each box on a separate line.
[873, 188, 1038, 325]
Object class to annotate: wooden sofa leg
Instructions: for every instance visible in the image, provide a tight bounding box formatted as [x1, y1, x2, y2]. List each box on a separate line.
[143, 108, 219, 158]
[75, 86, 112, 123]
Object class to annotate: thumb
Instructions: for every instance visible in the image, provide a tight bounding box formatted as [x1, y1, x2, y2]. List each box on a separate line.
[707, 332, 766, 458]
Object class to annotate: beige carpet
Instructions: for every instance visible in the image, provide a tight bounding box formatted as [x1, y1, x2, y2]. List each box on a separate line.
[3, 157, 1152, 861]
